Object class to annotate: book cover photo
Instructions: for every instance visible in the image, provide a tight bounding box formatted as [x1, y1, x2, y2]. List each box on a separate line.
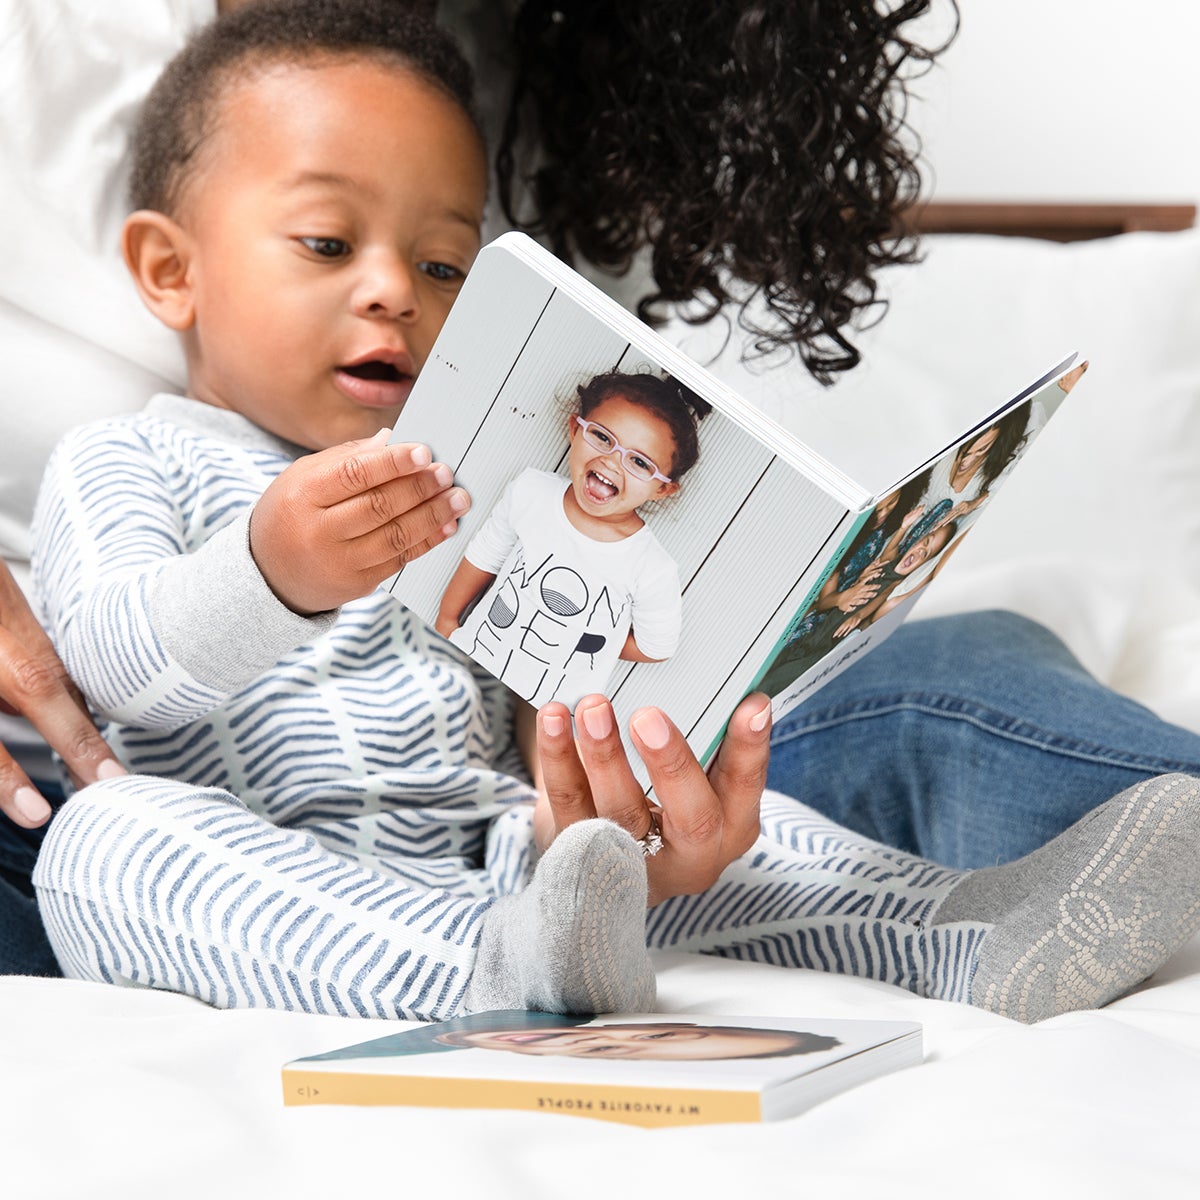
[283, 1009, 924, 1128]
[386, 233, 1084, 778]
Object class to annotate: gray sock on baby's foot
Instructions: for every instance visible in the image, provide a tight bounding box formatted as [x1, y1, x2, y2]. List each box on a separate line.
[463, 818, 656, 1016]
[935, 773, 1200, 1023]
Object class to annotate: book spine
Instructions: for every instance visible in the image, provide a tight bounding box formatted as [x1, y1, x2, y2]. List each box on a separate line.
[281, 1070, 762, 1128]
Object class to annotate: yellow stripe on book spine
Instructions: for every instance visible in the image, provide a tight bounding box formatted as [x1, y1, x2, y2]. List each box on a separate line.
[282, 1070, 762, 1128]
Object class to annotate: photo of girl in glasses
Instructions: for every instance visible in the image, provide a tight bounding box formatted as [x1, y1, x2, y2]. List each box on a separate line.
[436, 371, 709, 707]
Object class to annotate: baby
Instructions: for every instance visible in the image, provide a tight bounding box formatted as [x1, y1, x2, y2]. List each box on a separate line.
[29, 0, 1200, 1030]
[436, 371, 707, 706]
[30, 0, 655, 1019]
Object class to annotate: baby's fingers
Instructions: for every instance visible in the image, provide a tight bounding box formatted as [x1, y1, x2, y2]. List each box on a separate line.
[351, 486, 471, 574]
[303, 437, 436, 507]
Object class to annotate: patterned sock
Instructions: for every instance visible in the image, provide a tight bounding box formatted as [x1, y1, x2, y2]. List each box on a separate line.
[934, 773, 1200, 1022]
[464, 819, 655, 1015]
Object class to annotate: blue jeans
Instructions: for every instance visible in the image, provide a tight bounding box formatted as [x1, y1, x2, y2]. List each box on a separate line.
[768, 610, 1200, 869]
[0, 804, 60, 976]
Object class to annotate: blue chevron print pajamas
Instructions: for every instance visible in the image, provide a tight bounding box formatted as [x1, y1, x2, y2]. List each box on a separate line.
[30, 396, 984, 1018]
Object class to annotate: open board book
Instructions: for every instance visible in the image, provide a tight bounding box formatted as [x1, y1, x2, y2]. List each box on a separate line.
[386, 233, 1084, 784]
[283, 1010, 923, 1128]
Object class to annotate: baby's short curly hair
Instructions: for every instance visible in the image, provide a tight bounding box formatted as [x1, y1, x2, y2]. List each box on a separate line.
[129, 0, 479, 215]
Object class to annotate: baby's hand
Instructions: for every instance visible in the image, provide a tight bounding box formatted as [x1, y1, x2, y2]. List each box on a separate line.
[249, 431, 470, 615]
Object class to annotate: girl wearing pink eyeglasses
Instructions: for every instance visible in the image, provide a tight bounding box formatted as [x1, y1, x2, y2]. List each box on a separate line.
[435, 371, 708, 708]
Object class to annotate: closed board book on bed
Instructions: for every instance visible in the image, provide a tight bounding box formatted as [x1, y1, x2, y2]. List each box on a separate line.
[386, 232, 1084, 780]
[282, 1010, 923, 1128]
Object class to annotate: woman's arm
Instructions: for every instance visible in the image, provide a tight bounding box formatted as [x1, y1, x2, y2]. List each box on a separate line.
[0, 561, 124, 825]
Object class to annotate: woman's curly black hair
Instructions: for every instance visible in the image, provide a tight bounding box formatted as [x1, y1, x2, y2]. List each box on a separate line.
[498, 0, 958, 383]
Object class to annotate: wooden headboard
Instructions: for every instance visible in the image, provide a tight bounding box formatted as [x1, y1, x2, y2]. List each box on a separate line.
[900, 201, 1197, 242]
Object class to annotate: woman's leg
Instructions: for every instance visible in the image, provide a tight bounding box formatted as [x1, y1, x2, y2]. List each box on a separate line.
[0, 809, 59, 976]
[767, 611, 1200, 868]
[648, 775, 1200, 1022]
[34, 775, 653, 1018]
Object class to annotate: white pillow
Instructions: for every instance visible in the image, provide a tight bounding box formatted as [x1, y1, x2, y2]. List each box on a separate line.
[664, 228, 1200, 588]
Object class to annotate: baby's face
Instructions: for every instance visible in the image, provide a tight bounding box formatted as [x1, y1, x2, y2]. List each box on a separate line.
[566, 394, 678, 521]
[171, 57, 486, 449]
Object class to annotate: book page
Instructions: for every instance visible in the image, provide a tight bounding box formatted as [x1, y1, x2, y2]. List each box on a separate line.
[385, 242, 849, 781]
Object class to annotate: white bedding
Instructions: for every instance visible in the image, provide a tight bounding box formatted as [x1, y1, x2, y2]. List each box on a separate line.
[5, 226, 1200, 1198]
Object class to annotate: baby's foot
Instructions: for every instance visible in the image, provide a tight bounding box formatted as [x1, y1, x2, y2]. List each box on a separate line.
[935, 774, 1200, 1022]
[464, 818, 655, 1015]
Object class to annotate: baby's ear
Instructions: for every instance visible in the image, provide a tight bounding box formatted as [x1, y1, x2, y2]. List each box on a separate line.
[121, 210, 196, 331]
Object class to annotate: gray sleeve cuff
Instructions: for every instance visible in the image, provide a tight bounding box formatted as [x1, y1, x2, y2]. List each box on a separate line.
[149, 512, 338, 693]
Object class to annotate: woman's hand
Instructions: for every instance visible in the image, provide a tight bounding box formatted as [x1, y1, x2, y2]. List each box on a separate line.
[249, 430, 471, 615]
[533, 692, 770, 906]
[0, 562, 124, 827]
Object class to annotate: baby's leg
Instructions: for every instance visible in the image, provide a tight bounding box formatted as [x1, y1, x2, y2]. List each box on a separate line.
[35, 776, 653, 1018]
[646, 791, 979, 1002]
[647, 775, 1200, 1022]
[465, 818, 655, 1014]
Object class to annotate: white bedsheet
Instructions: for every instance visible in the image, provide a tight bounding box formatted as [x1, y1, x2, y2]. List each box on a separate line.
[5, 937, 1200, 1199]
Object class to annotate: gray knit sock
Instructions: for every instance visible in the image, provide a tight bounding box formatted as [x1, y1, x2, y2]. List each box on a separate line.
[934, 773, 1200, 1022]
[464, 819, 656, 1015]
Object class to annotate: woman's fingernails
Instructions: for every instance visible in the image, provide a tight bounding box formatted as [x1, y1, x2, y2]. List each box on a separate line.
[433, 463, 453, 488]
[631, 708, 670, 750]
[580, 702, 612, 740]
[96, 759, 127, 780]
[542, 711, 565, 738]
[13, 787, 51, 824]
[410, 443, 431, 466]
[749, 701, 772, 733]
[449, 489, 470, 513]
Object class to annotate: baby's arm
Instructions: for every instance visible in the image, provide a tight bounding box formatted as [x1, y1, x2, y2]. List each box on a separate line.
[34, 424, 462, 729]
[436, 558, 495, 638]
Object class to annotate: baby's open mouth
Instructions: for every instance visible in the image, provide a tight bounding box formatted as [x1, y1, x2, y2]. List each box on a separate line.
[340, 360, 406, 383]
[584, 469, 619, 503]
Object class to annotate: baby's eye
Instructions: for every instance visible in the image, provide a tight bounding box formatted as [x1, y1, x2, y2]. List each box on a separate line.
[299, 236, 351, 259]
[419, 261, 465, 283]
[629, 454, 654, 474]
[590, 427, 615, 449]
